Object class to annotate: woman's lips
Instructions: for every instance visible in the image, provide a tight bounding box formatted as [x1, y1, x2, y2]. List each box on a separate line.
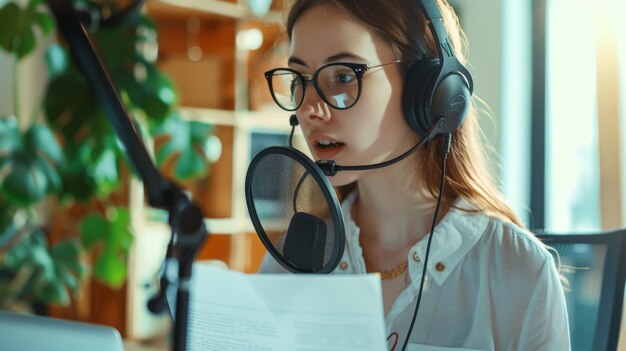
[312, 142, 345, 159]
[308, 134, 345, 159]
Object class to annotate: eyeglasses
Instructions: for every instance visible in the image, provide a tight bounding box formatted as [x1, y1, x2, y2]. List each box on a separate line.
[264, 60, 402, 111]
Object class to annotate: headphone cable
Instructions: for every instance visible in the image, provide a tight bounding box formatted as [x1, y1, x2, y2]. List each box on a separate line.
[401, 132, 452, 351]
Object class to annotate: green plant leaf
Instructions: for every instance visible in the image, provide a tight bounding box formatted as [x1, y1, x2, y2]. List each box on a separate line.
[36, 157, 62, 194]
[24, 123, 64, 165]
[0, 0, 54, 59]
[0, 118, 21, 198]
[43, 60, 123, 202]
[124, 65, 178, 123]
[79, 208, 133, 288]
[33, 10, 54, 35]
[93, 248, 127, 288]
[57, 267, 79, 292]
[92, 144, 121, 197]
[80, 214, 109, 249]
[154, 115, 216, 179]
[0, 123, 63, 207]
[81, 12, 176, 122]
[44, 71, 123, 201]
[45, 71, 111, 144]
[55, 140, 112, 202]
[93, 152, 118, 189]
[58, 163, 99, 202]
[2, 227, 46, 270]
[36, 280, 70, 305]
[1, 154, 48, 206]
[110, 208, 133, 251]
[51, 239, 85, 279]
[0, 116, 21, 154]
[0, 202, 17, 248]
[45, 43, 68, 78]
[1, 228, 84, 306]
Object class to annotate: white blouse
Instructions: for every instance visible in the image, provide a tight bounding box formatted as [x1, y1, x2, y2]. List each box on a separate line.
[259, 192, 571, 351]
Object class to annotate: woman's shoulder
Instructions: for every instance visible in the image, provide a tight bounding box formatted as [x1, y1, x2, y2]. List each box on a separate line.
[480, 214, 556, 275]
[451, 199, 554, 269]
[448, 207, 560, 292]
[490, 217, 550, 256]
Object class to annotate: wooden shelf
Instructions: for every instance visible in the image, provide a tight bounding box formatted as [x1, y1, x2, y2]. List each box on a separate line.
[147, 0, 283, 23]
[178, 106, 293, 131]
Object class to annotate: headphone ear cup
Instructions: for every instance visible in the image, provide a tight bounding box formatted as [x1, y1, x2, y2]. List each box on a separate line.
[403, 58, 441, 137]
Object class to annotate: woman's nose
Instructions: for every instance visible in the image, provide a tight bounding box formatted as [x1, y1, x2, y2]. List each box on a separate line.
[299, 84, 331, 122]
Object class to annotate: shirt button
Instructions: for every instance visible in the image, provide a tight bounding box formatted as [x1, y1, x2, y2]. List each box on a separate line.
[435, 262, 445, 272]
[339, 261, 348, 270]
[412, 252, 421, 263]
[423, 275, 430, 288]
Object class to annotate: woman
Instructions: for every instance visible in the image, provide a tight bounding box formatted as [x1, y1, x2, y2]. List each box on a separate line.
[259, 0, 570, 349]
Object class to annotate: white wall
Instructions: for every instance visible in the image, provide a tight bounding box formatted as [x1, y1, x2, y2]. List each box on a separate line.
[16, 35, 51, 128]
[0, 0, 52, 128]
[499, 0, 532, 226]
[450, 0, 532, 225]
[450, 0, 502, 168]
[0, 52, 14, 117]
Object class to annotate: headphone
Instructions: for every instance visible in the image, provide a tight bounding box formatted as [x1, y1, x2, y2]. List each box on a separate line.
[403, 0, 474, 139]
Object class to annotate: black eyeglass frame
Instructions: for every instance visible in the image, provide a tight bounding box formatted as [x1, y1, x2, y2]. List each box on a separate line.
[264, 60, 402, 111]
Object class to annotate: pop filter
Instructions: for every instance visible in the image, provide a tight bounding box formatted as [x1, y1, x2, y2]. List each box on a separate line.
[245, 146, 345, 274]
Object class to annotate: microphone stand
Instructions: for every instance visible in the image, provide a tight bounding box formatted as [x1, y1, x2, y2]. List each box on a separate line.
[45, 1, 207, 350]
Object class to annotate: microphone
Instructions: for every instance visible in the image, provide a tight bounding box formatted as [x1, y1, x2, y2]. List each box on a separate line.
[245, 115, 446, 274]
[283, 212, 327, 272]
[246, 145, 345, 274]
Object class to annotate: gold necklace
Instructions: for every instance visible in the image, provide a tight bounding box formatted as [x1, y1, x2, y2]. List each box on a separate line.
[363, 254, 408, 281]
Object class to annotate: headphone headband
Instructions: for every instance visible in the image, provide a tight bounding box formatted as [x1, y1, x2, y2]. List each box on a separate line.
[403, 0, 474, 138]
[418, 0, 474, 93]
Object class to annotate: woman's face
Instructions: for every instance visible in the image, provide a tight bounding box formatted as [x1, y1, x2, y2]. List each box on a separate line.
[290, 4, 419, 186]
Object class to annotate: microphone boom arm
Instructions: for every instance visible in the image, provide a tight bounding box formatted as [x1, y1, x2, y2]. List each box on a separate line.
[316, 117, 445, 176]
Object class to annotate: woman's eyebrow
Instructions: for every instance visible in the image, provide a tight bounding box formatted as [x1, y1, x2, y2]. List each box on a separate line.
[288, 52, 368, 67]
[288, 56, 308, 67]
[325, 52, 367, 63]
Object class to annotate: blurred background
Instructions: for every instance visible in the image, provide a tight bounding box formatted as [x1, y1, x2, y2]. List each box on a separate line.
[0, 0, 624, 349]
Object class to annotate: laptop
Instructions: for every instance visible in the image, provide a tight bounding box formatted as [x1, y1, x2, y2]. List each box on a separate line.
[0, 310, 125, 351]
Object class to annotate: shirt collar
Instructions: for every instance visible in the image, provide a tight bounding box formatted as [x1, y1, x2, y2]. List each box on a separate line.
[341, 191, 489, 286]
[411, 198, 489, 285]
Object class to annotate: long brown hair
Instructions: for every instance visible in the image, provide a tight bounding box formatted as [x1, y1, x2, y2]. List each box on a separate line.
[285, 0, 525, 228]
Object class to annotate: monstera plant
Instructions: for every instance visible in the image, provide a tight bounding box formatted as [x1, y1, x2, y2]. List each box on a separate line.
[0, 0, 219, 311]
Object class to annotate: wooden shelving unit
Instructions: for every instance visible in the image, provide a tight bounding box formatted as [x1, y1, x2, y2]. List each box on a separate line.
[142, 0, 294, 263]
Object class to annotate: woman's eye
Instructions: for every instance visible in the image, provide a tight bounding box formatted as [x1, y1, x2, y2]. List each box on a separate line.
[335, 73, 356, 84]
